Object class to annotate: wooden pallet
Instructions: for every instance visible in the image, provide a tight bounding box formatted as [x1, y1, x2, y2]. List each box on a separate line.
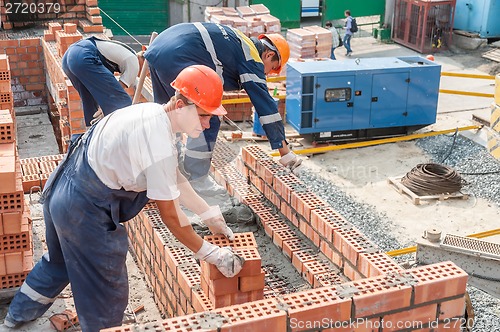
[387, 177, 469, 205]
[482, 48, 500, 63]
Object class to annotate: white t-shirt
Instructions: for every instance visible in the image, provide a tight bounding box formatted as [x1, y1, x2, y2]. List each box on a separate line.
[87, 103, 180, 201]
[94, 39, 139, 88]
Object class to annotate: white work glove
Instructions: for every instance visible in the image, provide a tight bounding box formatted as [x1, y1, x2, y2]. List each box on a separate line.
[194, 241, 245, 278]
[90, 108, 104, 125]
[199, 206, 235, 241]
[279, 151, 302, 171]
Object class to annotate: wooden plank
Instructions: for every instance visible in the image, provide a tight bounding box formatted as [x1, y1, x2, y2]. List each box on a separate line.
[387, 177, 468, 205]
[482, 49, 500, 63]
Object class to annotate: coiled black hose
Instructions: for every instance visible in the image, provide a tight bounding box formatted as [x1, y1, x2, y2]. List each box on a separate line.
[401, 163, 464, 196]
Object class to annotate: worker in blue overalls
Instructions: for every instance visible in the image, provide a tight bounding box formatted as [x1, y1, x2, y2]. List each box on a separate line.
[4, 65, 243, 332]
[62, 36, 140, 128]
[144, 22, 302, 196]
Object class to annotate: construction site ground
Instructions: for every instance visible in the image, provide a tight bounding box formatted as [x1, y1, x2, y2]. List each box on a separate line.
[1, 34, 500, 331]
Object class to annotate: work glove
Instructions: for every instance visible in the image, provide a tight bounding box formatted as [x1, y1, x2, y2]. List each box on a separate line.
[194, 241, 245, 278]
[279, 151, 302, 171]
[199, 206, 235, 241]
[90, 108, 104, 125]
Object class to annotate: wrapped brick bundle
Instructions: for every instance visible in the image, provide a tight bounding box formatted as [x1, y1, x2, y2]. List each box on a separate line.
[304, 25, 333, 58]
[204, 6, 223, 22]
[250, 4, 270, 15]
[259, 14, 281, 33]
[236, 6, 256, 17]
[286, 28, 317, 59]
[245, 17, 265, 38]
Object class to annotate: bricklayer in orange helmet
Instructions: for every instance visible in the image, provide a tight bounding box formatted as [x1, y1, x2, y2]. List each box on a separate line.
[171, 65, 226, 115]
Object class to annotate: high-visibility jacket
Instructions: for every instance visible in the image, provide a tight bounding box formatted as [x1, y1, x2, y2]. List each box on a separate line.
[144, 22, 286, 149]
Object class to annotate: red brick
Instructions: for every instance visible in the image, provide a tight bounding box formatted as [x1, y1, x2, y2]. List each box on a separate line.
[239, 269, 265, 292]
[409, 262, 468, 305]
[382, 303, 438, 332]
[283, 287, 351, 331]
[438, 297, 466, 319]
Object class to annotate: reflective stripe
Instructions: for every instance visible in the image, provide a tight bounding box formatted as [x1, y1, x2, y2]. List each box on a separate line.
[193, 22, 224, 84]
[20, 283, 57, 305]
[240, 73, 267, 85]
[233, 29, 257, 62]
[259, 113, 282, 125]
[185, 149, 213, 159]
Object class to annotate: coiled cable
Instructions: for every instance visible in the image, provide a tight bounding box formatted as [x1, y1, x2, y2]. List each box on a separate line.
[401, 163, 465, 196]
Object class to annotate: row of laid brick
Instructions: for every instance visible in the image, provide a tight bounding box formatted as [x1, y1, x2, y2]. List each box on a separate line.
[103, 261, 467, 332]
[215, 161, 346, 289]
[238, 145, 405, 281]
[126, 203, 268, 317]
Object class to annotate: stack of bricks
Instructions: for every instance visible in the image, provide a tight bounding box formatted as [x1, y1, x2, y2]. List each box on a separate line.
[200, 233, 264, 308]
[0, 55, 33, 290]
[303, 25, 333, 58]
[0, 55, 14, 116]
[19, 155, 65, 194]
[0, 0, 103, 33]
[205, 4, 280, 38]
[287, 27, 334, 59]
[222, 85, 286, 123]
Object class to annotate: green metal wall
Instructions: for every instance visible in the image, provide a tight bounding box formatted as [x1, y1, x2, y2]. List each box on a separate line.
[98, 0, 169, 36]
[249, 0, 301, 29]
[322, 0, 385, 24]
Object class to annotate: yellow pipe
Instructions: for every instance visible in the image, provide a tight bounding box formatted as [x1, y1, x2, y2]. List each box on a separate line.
[386, 228, 500, 257]
[267, 76, 286, 82]
[269, 125, 481, 156]
[222, 94, 285, 105]
[441, 72, 495, 80]
[439, 89, 494, 98]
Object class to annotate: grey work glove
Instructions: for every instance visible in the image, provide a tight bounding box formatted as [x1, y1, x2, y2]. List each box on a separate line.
[199, 206, 235, 241]
[194, 241, 245, 278]
[279, 151, 302, 171]
[90, 108, 104, 125]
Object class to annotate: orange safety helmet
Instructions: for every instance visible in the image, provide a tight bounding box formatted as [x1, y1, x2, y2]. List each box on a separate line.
[258, 33, 290, 75]
[426, 54, 435, 61]
[170, 65, 226, 115]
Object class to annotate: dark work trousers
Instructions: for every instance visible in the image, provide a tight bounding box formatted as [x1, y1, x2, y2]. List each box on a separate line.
[62, 39, 132, 127]
[6, 124, 149, 332]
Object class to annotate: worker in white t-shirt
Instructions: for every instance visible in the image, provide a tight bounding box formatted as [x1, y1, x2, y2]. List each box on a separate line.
[62, 37, 140, 128]
[5, 65, 243, 332]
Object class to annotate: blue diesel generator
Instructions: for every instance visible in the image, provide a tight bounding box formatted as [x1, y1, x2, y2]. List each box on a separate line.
[286, 56, 441, 142]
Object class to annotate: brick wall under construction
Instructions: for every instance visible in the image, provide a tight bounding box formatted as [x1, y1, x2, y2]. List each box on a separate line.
[97, 142, 468, 332]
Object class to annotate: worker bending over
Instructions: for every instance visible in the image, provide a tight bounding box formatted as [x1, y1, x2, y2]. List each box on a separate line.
[144, 22, 302, 195]
[4, 65, 243, 332]
[62, 36, 140, 127]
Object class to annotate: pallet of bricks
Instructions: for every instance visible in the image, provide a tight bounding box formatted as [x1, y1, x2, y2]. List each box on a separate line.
[103, 142, 470, 331]
[287, 25, 333, 60]
[0, 54, 33, 292]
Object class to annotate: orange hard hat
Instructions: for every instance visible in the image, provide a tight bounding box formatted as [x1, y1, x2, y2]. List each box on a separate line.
[426, 54, 435, 61]
[258, 33, 290, 75]
[171, 65, 226, 115]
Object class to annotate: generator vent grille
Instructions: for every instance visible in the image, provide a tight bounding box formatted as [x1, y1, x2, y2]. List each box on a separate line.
[441, 234, 500, 259]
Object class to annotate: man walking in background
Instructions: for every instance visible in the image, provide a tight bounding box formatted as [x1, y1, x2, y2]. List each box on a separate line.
[343, 10, 354, 56]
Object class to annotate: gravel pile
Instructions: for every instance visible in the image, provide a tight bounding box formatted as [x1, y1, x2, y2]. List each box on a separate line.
[297, 133, 500, 330]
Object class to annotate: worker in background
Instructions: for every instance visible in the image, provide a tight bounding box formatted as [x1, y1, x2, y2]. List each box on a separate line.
[144, 22, 302, 196]
[325, 21, 341, 60]
[343, 10, 354, 56]
[62, 36, 140, 128]
[4, 65, 243, 332]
